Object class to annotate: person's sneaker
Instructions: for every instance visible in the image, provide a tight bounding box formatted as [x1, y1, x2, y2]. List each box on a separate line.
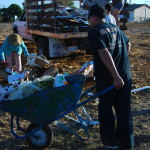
[104, 145, 119, 149]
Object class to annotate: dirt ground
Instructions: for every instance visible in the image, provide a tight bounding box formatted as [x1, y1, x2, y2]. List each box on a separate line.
[0, 22, 149, 150]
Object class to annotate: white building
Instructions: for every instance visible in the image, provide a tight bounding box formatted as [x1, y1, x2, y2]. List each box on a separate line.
[127, 4, 150, 22]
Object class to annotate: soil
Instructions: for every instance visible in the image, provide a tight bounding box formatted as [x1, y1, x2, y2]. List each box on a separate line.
[0, 22, 149, 150]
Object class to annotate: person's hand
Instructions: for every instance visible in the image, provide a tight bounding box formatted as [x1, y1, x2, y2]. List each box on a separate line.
[113, 76, 124, 89]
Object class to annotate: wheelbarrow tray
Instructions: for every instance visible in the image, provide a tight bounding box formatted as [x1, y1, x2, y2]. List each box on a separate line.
[0, 75, 86, 125]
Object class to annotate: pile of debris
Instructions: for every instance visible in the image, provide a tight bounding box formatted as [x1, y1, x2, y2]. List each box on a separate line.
[0, 54, 68, 101]
[0, 53, 94, 101]
[25, 53, 61, 81]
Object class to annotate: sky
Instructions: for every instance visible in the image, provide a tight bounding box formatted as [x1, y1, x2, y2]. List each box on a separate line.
[0, 0, 149, 8]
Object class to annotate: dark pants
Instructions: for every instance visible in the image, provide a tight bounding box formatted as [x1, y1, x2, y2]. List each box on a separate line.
[96, 78, 134, 149]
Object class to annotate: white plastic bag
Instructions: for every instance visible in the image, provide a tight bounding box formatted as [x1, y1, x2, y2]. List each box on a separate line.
[8, 75, 55, 100]
[8, 81, 41, 100]
[54, 73, 69, 88]
[33, 75, 55, 91]
[27, 53, 50, 68]
[27, 53, 38, 67]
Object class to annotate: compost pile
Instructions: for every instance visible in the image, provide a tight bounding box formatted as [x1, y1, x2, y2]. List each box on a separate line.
[0, 53, 72, 101]
[0, 22, 149, 150]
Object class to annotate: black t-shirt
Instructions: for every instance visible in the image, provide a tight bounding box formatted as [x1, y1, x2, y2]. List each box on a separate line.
[88, 23, 131, 83]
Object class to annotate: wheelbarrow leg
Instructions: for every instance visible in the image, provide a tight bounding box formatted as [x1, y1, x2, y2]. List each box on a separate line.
[55, 120, 89, 141]
[10, 114, 29, 139]
[80, 102, 99, 126]
[16, 117, 26, 132]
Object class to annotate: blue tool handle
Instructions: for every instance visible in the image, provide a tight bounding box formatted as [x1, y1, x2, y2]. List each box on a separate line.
[95, 85, 114, 99]
[72, 85, 114, 110]
[86, 85, 114, 102]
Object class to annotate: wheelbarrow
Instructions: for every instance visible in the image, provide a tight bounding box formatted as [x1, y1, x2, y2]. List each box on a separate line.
[0, 74, 114, 149]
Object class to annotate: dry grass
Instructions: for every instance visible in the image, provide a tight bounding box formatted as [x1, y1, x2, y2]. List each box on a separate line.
[0, 22, 149, 150]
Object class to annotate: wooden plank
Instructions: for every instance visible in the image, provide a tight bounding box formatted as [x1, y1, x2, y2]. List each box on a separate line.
[26, 0, 81, 4]
[55, 0, 81, 1]
[27, 19, 38, 22]
[42, 11, 55, 16]
[26, 0, 37, 2]
[27, 18, 55, 25]
[27, 11, 55, 18]
[26, 29, 88, 39]
[42, 3, 54, 9]
[26, 3, 54, 9]
[26, 5, 41, 9]
[40, 19, 55, 24]
[26, 0, 50, 2]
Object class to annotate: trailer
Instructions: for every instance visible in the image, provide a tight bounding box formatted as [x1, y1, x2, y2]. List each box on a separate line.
[13, 0, 129, 58]
[13, 0, 90, 58]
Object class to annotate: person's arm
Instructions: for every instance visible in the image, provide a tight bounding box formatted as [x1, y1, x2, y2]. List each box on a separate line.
[127, 41, 131, 52]
[21, 40, 29, 56]
[0, 50, 5, 63]
[120, 30, 131, 52]
[98, 48, 124, 89]
[88, 28, 124, 89]
[0, 38, 8, 62]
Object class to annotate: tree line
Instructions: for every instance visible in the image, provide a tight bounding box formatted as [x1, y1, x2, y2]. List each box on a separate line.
[0, 4, 23, 22]
[0, 1, 75, 23]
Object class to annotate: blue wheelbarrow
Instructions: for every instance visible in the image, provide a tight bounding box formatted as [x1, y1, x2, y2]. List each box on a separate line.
[0, 74, 114, 149]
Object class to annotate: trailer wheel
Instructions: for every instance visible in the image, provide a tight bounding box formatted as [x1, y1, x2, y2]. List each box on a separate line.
[25, 124, 53, 149]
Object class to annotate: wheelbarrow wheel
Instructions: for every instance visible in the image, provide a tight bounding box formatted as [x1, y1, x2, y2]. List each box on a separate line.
[25, 123, 53, 149]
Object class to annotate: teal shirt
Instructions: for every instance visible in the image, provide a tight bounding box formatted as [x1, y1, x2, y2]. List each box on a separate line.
[0, 37, 29, 61]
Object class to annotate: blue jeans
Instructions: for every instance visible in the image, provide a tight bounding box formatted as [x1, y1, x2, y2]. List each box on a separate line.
[96, 78, 134, 149]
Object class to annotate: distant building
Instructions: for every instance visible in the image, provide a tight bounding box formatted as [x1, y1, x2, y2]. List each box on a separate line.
[127, 4, 150, 22]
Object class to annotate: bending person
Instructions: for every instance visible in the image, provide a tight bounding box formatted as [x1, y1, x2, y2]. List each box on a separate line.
[0, 33, 29, 72]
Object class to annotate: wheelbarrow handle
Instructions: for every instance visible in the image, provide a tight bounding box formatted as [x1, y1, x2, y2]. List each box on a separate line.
[82, 85, 114, 104]
[49, 86, 114, 124]
[63, 86, 114, 116]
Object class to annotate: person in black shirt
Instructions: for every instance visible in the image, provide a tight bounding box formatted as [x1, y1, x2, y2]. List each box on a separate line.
[88, 5, 134, 150]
